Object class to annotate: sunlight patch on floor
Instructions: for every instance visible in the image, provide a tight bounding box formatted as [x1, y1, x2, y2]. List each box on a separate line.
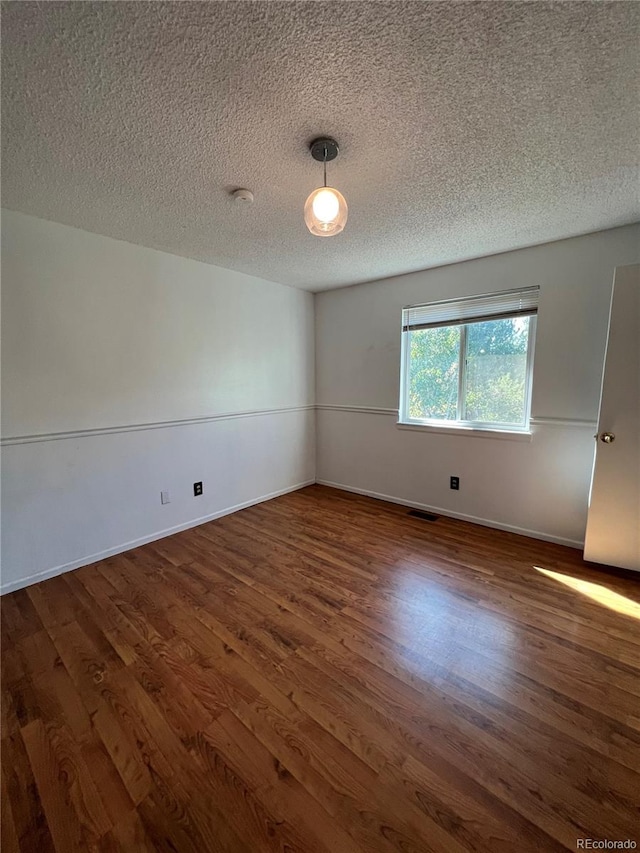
[535, 566, 640, 620]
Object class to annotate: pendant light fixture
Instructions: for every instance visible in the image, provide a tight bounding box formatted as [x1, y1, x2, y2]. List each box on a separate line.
[304, 137, 348, 237]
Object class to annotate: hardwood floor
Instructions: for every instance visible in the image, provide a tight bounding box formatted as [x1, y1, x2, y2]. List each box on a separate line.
[2, 485, 639, 852]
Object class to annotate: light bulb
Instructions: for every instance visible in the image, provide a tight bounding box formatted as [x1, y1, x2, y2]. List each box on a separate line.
[304, 186, 348, 237]
[312, 189, 340, 223]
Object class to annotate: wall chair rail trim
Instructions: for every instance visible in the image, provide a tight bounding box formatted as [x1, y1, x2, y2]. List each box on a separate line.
[1, 405, 315, 446]
[316, 405, 398, 416]
[1, 406, 597, 446]
[317, 405, 596, 428]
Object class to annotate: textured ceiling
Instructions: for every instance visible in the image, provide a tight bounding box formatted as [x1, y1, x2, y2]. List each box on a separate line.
[2, 1, 639, 291]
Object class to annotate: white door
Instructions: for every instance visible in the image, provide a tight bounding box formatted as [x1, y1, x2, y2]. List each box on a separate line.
[584, 264, 640, 571]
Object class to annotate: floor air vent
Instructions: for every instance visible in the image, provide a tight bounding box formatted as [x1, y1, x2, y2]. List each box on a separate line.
[408, 509, 439, 522]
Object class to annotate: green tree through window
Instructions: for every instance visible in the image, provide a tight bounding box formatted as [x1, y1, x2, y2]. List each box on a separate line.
[408, 326, 460, 420]
[406, 316, 532, 426]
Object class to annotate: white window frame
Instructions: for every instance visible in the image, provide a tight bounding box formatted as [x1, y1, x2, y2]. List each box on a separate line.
[399, 292, 537, 434]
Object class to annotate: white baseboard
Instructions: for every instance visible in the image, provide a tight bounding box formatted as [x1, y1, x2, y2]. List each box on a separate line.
[2, 476, 583, 595]
[0, 479, 315, 595]
[316, 479, 584, 550]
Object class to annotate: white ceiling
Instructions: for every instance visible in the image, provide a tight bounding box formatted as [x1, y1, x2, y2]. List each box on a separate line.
[2, 1, 639, 292]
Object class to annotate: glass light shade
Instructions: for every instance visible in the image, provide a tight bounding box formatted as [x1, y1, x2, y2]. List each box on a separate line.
[304, 186, 348, 237]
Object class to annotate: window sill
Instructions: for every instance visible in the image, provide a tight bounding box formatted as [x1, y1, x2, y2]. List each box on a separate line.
[396, 421, 533, 441]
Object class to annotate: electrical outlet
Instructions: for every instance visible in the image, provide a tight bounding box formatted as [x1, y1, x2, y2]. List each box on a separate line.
[450, 476, 460, 490]
[193, 481, 203, 497]
[160, 490, 170, 505]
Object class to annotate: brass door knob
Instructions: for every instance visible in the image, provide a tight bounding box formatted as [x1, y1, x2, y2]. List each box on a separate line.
[600, 432, 615, 443]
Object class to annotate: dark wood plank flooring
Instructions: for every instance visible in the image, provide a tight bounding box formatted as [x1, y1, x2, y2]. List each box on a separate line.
[2, 485, 639, 852]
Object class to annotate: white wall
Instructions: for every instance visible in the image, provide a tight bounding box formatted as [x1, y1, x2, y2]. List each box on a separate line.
[3, 213, 638, 593]
[1, 211, 315, 593]
[315, 225, 640, 547]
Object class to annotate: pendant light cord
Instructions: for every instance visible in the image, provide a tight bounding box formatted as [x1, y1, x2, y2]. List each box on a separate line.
[323, 156, 327, 188]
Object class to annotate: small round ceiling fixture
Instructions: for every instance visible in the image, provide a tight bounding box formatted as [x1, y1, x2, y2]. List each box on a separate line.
[304, 137, 348, 237]
[232, 188, 254, 203]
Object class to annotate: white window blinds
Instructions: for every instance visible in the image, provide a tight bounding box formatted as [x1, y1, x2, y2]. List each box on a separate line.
[402, 286, 539, 332]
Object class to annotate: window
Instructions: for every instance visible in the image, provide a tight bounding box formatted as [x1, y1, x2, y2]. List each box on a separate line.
[400, 287, 538, 432]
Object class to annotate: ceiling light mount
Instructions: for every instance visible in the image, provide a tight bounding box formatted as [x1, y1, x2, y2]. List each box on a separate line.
[309, 137, 339, 163]
[304, 136, 348, 237]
